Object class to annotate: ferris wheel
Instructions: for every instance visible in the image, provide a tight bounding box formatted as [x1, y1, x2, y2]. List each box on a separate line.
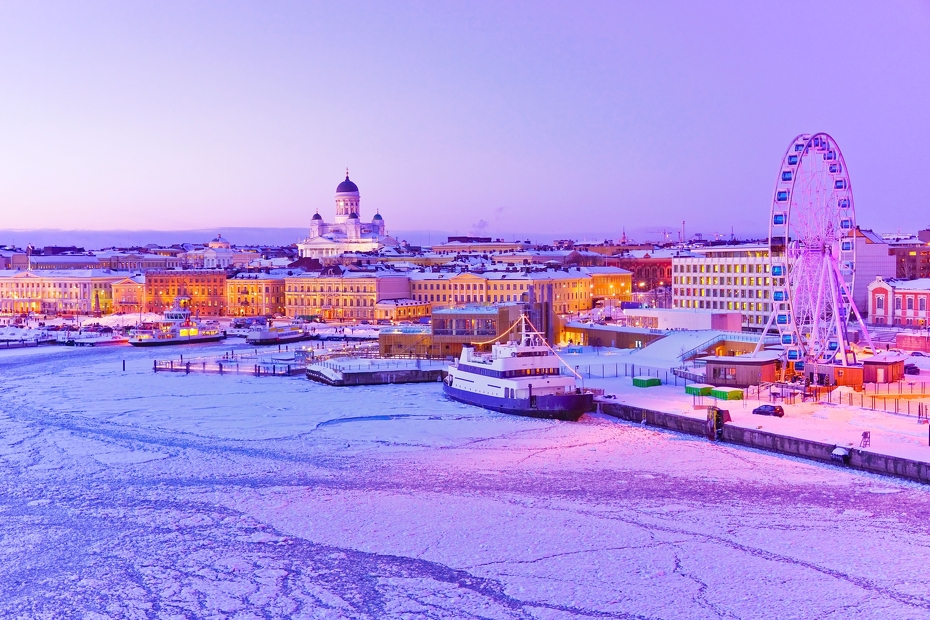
[765, 133, 872, 369]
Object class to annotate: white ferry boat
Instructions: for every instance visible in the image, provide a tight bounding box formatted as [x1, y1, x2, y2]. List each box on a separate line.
[245, 323, 308, 346]
[128, 299, 226, 347]
[443, 317, 594, 421]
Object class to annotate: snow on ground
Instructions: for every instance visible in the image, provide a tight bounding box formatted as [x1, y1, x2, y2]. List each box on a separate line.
[1, 343, 930, 618]
[591, 375, 930, 464]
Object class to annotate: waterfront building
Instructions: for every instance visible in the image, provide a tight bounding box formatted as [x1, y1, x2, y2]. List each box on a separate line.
[94, 251, 179, 271]
[429, 237, 531, 255]
[284, 266, 409, 321]
[868, 276, 930, 327]
[492, 249, 603, 267]
[583, 266, 634, 305]
[373, 299, 432, 322]
[671, 244, 772, 330]
[673, 231, 893, 330]
[182, 236, 257, 269]
[112, 275, 146, 314]
[297, 172, 398, 260]
[0, 270, 125, 315]
[28, 255, 101, 270]
[615, 248, 694, 292]
[884, 229, 930, 280]
[407, 267, 621, 315]
[850, 229, 895, 315]
[144, 270, 226, 316]
[0, 250, 28, 270]
[226, 273, 287, 317]
[379, 303, 549, 358]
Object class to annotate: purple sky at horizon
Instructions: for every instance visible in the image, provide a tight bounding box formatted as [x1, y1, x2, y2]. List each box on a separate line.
[1, 1, 929, 242]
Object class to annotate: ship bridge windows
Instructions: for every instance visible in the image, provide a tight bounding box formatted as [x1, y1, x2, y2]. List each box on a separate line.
[457, 364, 560, 379]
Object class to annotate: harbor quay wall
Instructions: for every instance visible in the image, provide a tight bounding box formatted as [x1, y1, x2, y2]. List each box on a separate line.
[597, 402, 707, 435]
[306, 367, 446, 387]
[598, 401, 930, 485]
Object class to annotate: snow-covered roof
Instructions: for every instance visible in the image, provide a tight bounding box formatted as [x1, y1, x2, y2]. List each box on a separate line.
[878, 278, 930, 291]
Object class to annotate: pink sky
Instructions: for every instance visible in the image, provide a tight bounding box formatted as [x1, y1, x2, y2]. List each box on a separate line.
[1, 1, 928, 239]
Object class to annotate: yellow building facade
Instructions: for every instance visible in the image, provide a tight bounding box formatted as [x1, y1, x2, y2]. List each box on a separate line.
[285, 270, 410, 321]
[0, 270, 124, 315]
[406, 267, 629, 315]
[226, 274, 287, 317]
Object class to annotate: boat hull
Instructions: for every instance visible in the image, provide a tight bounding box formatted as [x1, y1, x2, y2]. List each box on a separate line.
[245, 334, 308, 346]
[129, 334, 227, 347]
[442, 383, 592, 421]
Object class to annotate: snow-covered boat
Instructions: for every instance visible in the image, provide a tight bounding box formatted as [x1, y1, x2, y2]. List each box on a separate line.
[63, 327, 129, 346]
[128, 299, 226, 347]
[443, 316, 594, 421]
[227, 317, 268, 337]
[245, 323, 308, 346]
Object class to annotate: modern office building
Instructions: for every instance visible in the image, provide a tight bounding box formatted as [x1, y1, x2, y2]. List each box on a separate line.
[671, 244, 772, 330]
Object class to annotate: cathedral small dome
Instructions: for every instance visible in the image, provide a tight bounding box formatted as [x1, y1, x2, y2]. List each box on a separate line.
[372, 213, 383, 221]
[348, 212, 359, 219]
[311, 212, 323, 220]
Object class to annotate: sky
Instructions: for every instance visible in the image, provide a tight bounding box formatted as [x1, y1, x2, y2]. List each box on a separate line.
[1, 1, 929, 243]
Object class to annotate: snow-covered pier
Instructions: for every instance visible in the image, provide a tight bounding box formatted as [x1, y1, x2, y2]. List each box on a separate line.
[306, 357, 447, 386]
[153, 349, 309, 377]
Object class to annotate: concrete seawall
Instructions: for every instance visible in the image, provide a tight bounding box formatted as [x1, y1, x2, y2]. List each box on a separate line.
[598, 401, 930, 484]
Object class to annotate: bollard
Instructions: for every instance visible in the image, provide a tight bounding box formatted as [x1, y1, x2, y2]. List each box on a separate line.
[122, 359, 125, 372]
[153, 360, 157, 372]
[185, 362, 190, 375]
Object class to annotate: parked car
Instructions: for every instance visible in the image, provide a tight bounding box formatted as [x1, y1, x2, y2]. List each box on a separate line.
[752, 404, 785, 417]
[912, 352, 927, 357]
[904, 364, 921, 376]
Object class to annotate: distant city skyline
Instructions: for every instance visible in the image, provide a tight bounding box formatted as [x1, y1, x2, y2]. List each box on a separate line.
[0, 226, 771, 251]
[1, 2, 929, 235]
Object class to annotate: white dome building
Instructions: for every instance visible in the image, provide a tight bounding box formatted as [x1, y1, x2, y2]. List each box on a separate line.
[297, 171, 394, 259]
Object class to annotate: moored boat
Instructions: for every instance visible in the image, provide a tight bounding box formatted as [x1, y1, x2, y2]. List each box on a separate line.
[129, 298, 226, 347]
[442, 316, 594, 421]
[245, 323, 308, 346]
[66, 327, 129, 346]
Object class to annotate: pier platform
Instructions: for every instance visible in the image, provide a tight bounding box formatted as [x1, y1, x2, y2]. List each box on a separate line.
[306, 358, 447, 386]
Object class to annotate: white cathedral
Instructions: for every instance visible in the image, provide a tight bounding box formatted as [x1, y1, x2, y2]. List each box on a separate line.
[296, 171, 398, 259]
